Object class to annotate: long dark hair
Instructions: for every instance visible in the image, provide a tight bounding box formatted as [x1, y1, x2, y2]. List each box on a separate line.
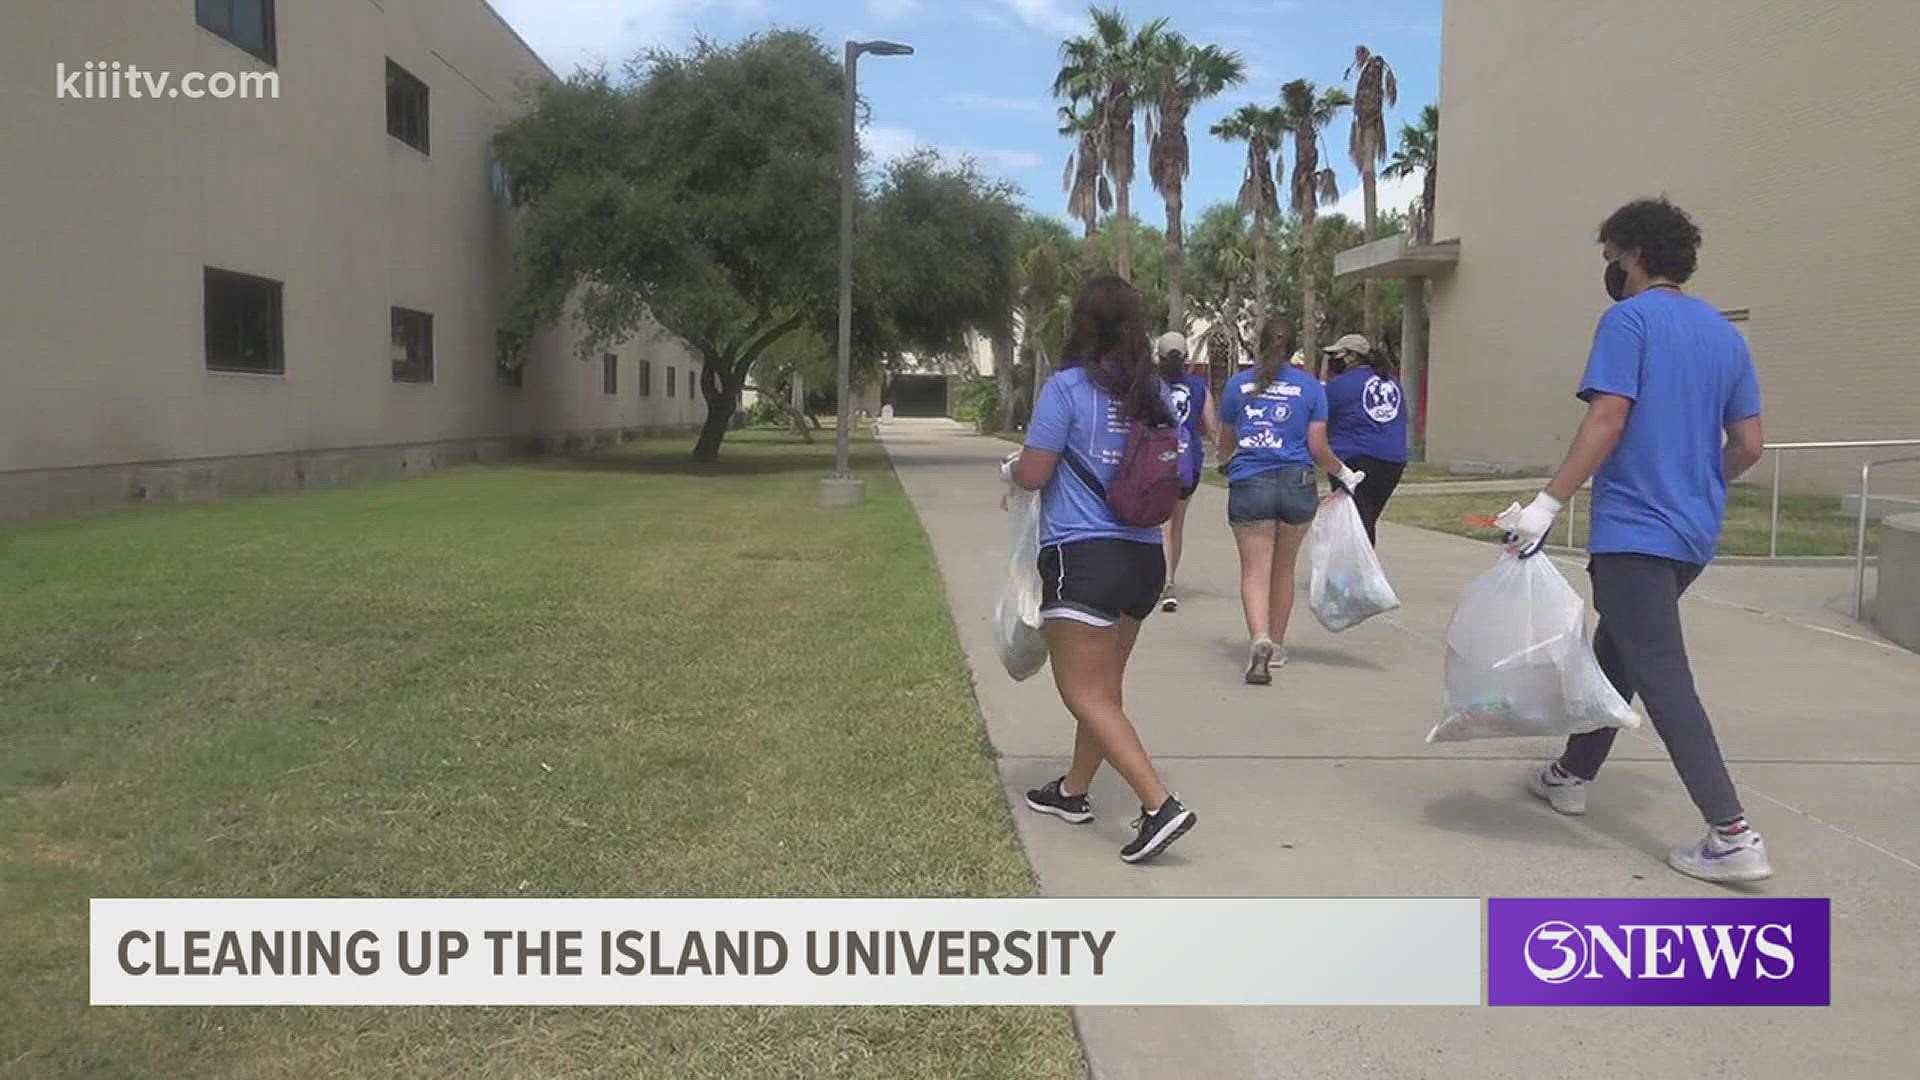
[1062, 274, 1171, 425]
[1252, 317, 1296, 392]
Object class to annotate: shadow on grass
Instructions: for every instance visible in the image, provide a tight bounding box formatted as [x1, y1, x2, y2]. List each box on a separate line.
[520, 430, 883, 480]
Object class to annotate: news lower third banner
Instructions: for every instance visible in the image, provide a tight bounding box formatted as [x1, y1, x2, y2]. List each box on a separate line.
[92, 898, 1482, 1006]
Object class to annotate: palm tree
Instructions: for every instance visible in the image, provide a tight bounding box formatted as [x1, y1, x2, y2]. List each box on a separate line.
[1058, 101, 1108, 257]
[1344, 45, 1397, 342]
[1279, 77, 1351, 366]
[1055, 8, 1166, 280]
[1143, 33, 1245, 331]
[1210, 104, 1285, 322]
[1385, 103, 1438, 244]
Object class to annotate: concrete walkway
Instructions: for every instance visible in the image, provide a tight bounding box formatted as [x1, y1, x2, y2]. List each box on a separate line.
[882, 418, 1920, 1080]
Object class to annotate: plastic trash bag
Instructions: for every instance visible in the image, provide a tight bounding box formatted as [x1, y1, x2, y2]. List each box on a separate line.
[1429, 552, 1640, 742]
[1309, 492, 1401, 632]
[994, 478, 1048, 681]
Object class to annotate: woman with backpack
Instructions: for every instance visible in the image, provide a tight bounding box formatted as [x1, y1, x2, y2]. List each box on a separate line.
[1002, 273, 1197, 864]
[1155, 331, 1216, 614]
[1321, 333, 1409, 546]
[1218, 319, 1366, 684]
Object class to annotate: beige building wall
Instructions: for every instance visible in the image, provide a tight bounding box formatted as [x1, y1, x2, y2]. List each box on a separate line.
[1427, 1, 1920, 494]
[0, 0, 709, 515]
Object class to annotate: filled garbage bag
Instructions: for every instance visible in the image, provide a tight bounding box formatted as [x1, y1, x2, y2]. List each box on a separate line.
[1309, 491, 1401, 632]
[994, 479, 1048, 681]
[1429, 552, 1639, 742]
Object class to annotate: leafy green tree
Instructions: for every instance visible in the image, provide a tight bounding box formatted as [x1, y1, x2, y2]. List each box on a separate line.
[1386, 103, 1439, 243]
[1142, 34, 1245, 329]
[1210, 105, 1286, 321]
[1055, 8, 1167, 280]
[1279, 77, 1352, 367]
[1345, 45, 1398, 342]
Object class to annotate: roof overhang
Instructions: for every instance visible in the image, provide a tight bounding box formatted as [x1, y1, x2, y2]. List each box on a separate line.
[1333, 235, 1461, 280]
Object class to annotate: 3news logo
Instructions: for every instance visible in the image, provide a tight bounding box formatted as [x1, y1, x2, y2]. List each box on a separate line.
[1487, 898, 1830, 1006]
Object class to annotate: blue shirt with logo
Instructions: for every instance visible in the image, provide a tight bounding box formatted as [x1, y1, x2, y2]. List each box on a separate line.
[1326, 367, 1409, 463]
[1025, 366, 1182, 547]
[1218, 367, 1327, 482]
[1168, 373, 1209, 483]
[1579, 290, 1763, 565]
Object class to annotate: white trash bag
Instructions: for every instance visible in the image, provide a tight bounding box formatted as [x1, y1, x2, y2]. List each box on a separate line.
[1309, 491, 1401, 632]
[1429, 552, 1639, 742]
[994, 478, 1048, 681]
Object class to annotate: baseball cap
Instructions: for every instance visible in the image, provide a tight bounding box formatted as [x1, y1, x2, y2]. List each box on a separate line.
[1323, 332, 1372, 355]
[1155, 331, 1188, 357]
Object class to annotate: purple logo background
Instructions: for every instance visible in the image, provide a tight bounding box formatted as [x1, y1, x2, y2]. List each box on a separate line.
[1488, 898, 1830, 1006]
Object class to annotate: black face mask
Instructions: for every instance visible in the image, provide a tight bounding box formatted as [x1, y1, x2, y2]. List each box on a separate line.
[1604, 260, 1630, 302]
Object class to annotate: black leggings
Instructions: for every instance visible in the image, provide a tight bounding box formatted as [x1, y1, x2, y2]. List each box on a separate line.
[1328, 455, 1406, 545]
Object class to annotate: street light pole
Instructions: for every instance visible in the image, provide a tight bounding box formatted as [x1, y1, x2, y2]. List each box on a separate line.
[821, 39, 912, 510]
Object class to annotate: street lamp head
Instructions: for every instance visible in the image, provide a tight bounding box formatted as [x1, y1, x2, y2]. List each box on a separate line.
[856, 40, 915, 56]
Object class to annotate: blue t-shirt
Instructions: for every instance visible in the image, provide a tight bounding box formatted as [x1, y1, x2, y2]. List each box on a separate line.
[1217, 367, 1328, 482]
[1024, 366, 1182, 547]
[1325, 367, 1409, 464]
[1168, 373, 1209, 479]
[1579, 289, 1762, 564]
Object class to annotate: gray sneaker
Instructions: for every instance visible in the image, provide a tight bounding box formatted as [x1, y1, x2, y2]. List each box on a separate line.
[1527, 764, 1589, 816]
[1245, 639, 1275, 685]
[1668, 826, 1773, 884]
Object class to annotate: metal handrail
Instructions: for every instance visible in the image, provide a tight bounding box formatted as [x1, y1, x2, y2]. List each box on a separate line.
[1854, 455, 1920, 619]
[1768, 438, 1920, 558]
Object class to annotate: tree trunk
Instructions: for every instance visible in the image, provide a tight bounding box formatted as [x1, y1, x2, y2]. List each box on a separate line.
[1166, 188, 1186, 330]
[992, 328, 1015, 432]
[1300, 208, 1319, 371]
[1115, 184, 1133, 280]
[1400, 275, 1428, 461]
[692, 396, 732, 462]
[1251, 208, 1269, 322]
[1361, 165, 1381, 343]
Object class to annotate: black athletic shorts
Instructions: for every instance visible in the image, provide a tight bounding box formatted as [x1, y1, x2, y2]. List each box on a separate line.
[1038, 539, 1167, 627]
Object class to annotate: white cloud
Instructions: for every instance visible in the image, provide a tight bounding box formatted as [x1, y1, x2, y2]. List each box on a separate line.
[956, 147, 1044, 170]
[487, 0, 770, 74]
[1327, 167, 1424, 224]
[867, 0, 922, 20]
[862, 126, 1042, 174]
[945, 91, 1049, 113]
[995, 0, 1081, 36]
[863, 124, 923, 165]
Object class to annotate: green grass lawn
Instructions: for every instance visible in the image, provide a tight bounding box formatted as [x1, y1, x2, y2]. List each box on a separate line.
[0, 432, 1080, 1080]
[1382, 484, 1878, 557]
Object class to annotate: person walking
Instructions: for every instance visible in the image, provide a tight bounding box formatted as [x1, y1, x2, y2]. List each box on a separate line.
[1006, 274, 1197, 864]
[1217, 318, 1365, 684]
[1156, 331, 1216, 613]
[1498, 197, 1771, 884]
[1322, 333, 1409, 545]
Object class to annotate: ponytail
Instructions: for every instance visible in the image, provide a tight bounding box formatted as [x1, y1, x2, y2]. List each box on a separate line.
[1252, 318, 1297, 392]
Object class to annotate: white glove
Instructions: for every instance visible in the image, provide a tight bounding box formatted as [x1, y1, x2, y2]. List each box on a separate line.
[1494, 491, 1563, 556]
[1334, 465, 1367, 492]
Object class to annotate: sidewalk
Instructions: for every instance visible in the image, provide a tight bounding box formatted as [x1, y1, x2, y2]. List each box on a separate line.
[883, 418, 1920, 1080]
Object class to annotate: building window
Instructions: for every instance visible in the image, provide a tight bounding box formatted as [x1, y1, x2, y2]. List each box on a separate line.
[204, 267, 284, 374]
[386, 60, 430, 154]
[489, 158, 513, 202]
[496, 330, 523, 388]
[638, 359, 652, 396]
[688, 368, 699, 400]
[602, 353, 618, 395]
[667, 365, 677, 398]
[195, 0, 276, 65]
[391, 307, 434, 383]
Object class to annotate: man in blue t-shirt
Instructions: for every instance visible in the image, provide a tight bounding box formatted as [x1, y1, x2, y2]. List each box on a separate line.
[1497, 198, 1770, 885]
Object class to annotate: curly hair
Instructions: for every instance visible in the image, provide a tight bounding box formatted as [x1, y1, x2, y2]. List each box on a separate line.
[1597, 198, 1702, 283]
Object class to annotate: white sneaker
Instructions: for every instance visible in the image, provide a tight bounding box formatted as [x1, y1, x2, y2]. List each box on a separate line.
[1527, 764, 1588, 816]
[1668, 826, 1773, 884]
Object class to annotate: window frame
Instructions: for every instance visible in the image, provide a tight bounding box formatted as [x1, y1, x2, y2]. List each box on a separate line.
[390, 306, 435, 384]
[602, 352, 619, 395]
[385, 59, 431, 154]
[195, 0, 277, 67]
[667, 365, 677, 398]
[638, 359, 652, 397]
[203, 266, 286, 375]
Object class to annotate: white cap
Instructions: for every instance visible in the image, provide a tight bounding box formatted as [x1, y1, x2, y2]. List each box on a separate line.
[1155, 331, 1189, 358]
[1323, 332, 1372, 356]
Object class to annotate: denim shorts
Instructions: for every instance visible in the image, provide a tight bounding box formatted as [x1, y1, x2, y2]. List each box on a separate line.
[1227, 466, 1319, 527]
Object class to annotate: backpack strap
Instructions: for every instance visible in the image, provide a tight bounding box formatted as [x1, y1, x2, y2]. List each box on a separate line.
[1061, 448, 1107, 499]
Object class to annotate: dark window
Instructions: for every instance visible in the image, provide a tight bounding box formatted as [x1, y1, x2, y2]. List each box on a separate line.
[638, 360, 652, 396]
[496, 330, 523, 388]
[204, 267, 284, 374]
[689, 368, 699, 400]
[386, 60, 430, 153]
[196, 0, 276, 65]
[391, 307, 433, 383]
[667, 366, 677, 397]
[602, 353, 618, 395]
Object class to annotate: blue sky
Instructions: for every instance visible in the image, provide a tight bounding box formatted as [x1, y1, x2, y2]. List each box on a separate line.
[487, 0, 1441, 225]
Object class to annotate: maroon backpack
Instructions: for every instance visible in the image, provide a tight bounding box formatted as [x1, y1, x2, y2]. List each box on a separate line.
[1064, 421, 1183, 528]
